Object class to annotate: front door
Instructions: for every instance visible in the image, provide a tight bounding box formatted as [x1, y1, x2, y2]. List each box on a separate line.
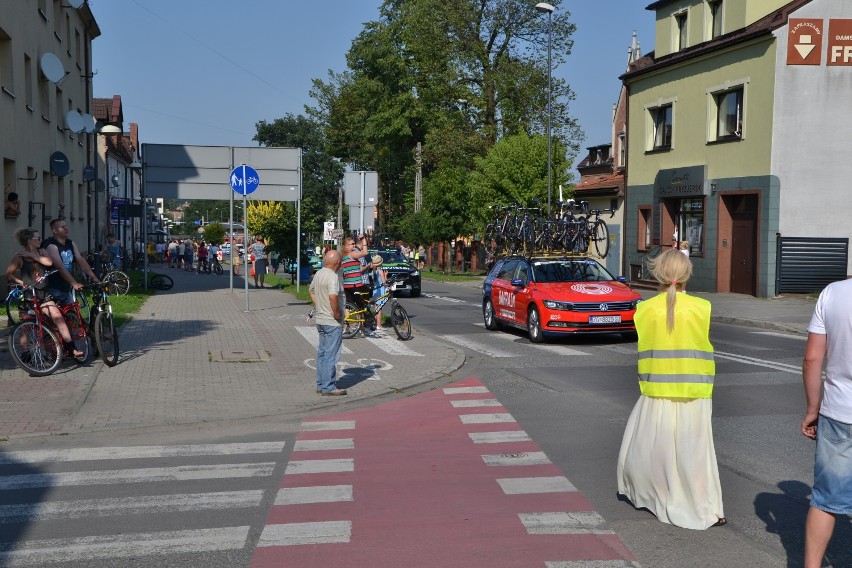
[730, 196, 758, 295]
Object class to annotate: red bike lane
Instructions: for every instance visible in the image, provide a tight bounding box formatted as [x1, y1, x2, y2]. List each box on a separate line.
[251, 377, 638, 568]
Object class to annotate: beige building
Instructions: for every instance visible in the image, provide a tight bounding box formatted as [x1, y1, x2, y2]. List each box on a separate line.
[1, 1, 102, 265]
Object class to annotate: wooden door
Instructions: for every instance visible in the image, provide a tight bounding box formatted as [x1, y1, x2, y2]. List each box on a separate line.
[730, 200, 757, 295]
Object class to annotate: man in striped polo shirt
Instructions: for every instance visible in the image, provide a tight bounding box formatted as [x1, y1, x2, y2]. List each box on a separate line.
[341, 235, 371, 312]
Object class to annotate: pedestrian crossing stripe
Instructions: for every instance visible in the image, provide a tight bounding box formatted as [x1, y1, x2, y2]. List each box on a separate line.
[0, 491, 264, 523]
[0, 462, 276, 490]
[0, 527, 250, 565]
[0, 441, 286, 465]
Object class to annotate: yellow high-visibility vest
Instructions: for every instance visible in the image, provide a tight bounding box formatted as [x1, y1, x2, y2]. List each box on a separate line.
[635, 292, 715, 399]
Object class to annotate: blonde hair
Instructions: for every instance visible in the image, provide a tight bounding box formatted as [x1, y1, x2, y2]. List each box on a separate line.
[647, 248, 693, 333]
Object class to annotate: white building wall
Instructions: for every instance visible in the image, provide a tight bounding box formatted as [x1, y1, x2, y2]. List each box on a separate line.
[772, 0, 852, 274]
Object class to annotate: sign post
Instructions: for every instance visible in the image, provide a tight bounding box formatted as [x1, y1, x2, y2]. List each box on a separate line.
[230, 165, 260, 311]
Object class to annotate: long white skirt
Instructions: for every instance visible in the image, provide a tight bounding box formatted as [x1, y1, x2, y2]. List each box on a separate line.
[616, 395, 724, 530]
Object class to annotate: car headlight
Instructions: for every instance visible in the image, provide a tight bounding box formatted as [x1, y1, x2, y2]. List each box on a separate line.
[632, 299, 643, 309]
[411, 270, 420, 276]
[543, 299, 573, 311]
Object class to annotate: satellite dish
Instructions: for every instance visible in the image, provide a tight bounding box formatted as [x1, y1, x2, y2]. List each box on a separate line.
[95, 178, 106, 192]
[82, 165, 96, 182]
[66, 110, 84, 133]
[81, 113, 96, 133]
[66, 0, 85, 8]
[39, 53, 66, 84]
[50, 151, 71, 178]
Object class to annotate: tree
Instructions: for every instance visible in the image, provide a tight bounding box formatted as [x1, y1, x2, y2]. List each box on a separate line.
[467, 131, 573, 229]
[245, 201, 297, 256]
[309, 0, 581, 236]
[202, 222, 225, 246]
[254, 114, 345, 242]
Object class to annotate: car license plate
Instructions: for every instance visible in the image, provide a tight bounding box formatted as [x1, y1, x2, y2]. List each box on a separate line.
[589, 315, 621, 324]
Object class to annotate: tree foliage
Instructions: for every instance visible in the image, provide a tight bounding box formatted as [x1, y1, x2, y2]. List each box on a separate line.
[202, 222, 225, 246]
[307, 0, 581, 239]
[253, 114, 344, 241]
[245, 201, 297, 256]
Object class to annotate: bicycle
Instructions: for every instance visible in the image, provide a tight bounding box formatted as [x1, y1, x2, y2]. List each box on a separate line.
[89, 253, 131, 295]
[585, 208, 614, 258]
[340, 275, 412, 340]
[83, 281, 120, 366]
[7, 271, 89, 375]
[128, 270, 174, 291]
[5, 285, 29, 327]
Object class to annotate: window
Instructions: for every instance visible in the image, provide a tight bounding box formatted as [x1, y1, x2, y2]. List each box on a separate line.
[617, 133, 626, 168]
[709, 0, 723, 39]
[675, 198, 704, 255]
[497, 260, 518, 281]
[637, 206, 652, 251]
[0, 27, 12, 95]
[24, 54, 33, 109]
[651, 104, 673, 150]
[675, 11, 688, 51]
[715, 87, 742, 140]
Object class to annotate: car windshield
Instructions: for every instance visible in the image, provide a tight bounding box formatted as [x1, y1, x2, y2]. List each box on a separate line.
[532, 259, 615, 283]
[378, 251, 409, 264]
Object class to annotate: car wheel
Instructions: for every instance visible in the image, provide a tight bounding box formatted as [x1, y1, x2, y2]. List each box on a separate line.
[410, 288, 421, 298]
[528, 306, 545, 343]
[483, 298, 500, 330]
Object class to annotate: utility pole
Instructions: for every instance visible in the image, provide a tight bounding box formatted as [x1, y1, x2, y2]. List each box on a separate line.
[337, 178, 343, 247]
[414, 142, 422, 213]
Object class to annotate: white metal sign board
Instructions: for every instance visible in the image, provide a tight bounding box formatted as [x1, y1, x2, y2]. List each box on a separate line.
[142, 144, 301, 201]
[343, 171, 378, 206]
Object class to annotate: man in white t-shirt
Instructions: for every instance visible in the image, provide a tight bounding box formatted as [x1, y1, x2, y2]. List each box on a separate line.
[309, 250, 347, 396]
[801, 278, 852, 568]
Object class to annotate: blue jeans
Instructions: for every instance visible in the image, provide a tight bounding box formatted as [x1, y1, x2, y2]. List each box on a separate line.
[316, 324, 343, 393]
[812, 414, 852, 515]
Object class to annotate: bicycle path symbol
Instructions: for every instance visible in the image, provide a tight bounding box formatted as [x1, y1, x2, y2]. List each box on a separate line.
[303, 358, 392, 383]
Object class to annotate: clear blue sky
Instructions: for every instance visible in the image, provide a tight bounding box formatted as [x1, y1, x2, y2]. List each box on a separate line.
[90, 1, 655, 166]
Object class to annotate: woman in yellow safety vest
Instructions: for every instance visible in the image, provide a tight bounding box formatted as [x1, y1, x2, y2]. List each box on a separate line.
[616, 248, 726, 530]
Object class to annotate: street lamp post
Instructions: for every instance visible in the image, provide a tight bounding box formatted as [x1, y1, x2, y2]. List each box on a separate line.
[93, 123, 122, 267]
[536, 2, 555, 216]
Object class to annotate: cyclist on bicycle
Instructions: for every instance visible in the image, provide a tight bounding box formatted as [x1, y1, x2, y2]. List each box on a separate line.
[341, 235, 371, 312]
[43, 218, 100, 305]
[102, 234, 122, 269]
[7, 226, 83, 357]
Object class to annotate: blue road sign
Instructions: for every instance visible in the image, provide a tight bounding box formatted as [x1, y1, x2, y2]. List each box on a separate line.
[229, 165, 260, 195]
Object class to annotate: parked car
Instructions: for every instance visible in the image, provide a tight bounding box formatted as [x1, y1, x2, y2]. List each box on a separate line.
[369, 247, 421, 297]
[482, 255, 642, 342]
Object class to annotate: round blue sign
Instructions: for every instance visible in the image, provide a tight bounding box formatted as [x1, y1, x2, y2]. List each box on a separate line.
[229, 165, 260, 195]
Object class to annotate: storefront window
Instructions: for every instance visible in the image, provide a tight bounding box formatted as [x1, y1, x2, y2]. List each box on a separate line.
[675, 198, 704, 255]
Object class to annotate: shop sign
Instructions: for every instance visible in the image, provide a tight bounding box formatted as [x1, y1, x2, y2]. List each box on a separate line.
[828, 19, 852, 66]
[787, 18, 823, 65]
[654, 166, 706, 197]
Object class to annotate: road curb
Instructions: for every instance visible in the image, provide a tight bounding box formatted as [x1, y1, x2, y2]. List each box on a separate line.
[712, 316, 807, 336]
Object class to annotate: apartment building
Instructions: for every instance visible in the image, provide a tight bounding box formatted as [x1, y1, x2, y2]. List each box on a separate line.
[623, 0, 851, 297]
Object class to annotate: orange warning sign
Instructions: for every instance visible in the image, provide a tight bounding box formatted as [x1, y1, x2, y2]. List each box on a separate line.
[827, 19, 852, 66]
[787, 18, 823, 65]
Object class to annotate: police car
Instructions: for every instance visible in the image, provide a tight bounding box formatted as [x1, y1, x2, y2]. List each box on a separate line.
[369, 248, 421, 297]
[482, 255, 642, 342]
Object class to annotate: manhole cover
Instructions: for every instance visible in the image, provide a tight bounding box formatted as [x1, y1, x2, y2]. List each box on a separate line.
[211, 350, 271, 363]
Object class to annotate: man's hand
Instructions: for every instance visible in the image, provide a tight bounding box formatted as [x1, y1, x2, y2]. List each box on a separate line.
[72, 281, 84, 291]
[802, 412, 819, 440]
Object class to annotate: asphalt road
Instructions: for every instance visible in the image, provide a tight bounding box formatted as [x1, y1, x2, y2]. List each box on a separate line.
[416, 281, 851, 568]
[1, 280, 848, 568]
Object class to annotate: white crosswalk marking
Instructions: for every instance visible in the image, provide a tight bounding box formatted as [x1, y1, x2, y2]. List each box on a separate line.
[0, 462, 275, 490]
[296, 325, 354, 354]
[0, 527, 251, 567]
[0, 441, 286, 465]
[439, 334, 517, 357]
[0, 441, 288, 566]
[364, 334, 424, 355]
[490, 332, 590, 356]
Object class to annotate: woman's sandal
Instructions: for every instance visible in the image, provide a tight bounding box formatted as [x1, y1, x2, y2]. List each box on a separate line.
[712, 517, 728, 527]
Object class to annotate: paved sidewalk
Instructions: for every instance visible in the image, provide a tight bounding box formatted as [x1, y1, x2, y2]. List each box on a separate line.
[0, 268, 464, 438]
[0, 270, 817, 439]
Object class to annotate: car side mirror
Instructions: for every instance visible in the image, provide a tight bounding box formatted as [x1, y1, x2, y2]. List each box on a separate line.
[510, 278, 525, 288]
[616, 276, 627, 284]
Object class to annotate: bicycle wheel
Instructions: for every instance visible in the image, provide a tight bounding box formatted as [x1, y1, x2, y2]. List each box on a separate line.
[213, 262, 223, 276]
[591, 219, 610, 258]
[390, 302, 412, 340]
[63, 310, 91, 364]
[94, 311, 119, 366]
[342, 300, 364, 339]
[150, 274, 174, 290]
[8, 321, 63, 376]
[103, 270, 131, 295]
[5, 289, 24, 326]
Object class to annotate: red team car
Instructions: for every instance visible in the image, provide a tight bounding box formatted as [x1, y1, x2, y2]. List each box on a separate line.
[482, 255, 643, 342]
